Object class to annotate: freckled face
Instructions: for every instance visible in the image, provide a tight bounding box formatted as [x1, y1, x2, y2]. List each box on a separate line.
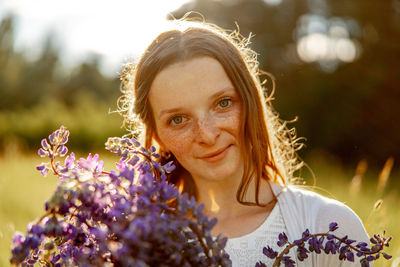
[149, 56, 243, 182]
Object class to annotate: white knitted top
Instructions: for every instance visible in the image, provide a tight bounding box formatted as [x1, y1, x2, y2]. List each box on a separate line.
[225, 184, 370, 266]
[225, 204, 296, 267]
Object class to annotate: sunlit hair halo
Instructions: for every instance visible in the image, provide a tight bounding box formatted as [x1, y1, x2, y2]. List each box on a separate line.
[118, 16, 304, 206]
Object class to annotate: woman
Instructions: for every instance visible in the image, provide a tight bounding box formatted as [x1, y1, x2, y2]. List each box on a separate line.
[118, 19, 370, 266]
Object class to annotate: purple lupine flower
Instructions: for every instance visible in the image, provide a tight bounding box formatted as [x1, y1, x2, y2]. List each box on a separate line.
[345, 238, 356, 245]
[346, 251, 355, 262]
[64, 153, 75, 168]
[281, 256, 296, 267]
[78, 153, 104, 173]
[131, 137, 141, 147]
[11, 127, 232, 266]
[382, 253, 392, 260]
[259, 219, 392, 267]
[339, 245, 349, 260]
[38, 148, 47, 157]
[49, 132, 57, 145]
[57, 145, 68, 157]
[36, 163, 46, 171]
[41, 139, 50, 150]
[307, 236, 320, 254]
[277, 232, 288, 247]
[361, 258, 370, 267]
[296, 245, 309, 261]
[329, 222, 338, 231]
[27, 224, 43, 236]
[302, 229, 310, 241]
[118, 162, 135, 184]
[40, 166, 49, 176]
[263, 246, 278, 259]
[357, 241, 368, 248]
[127, 155, 139, 166]
[149, 146, 156, 153]
[12, 233, 24, 245]
[324, 240, 337, 254]
[12, 127, 392, 267]
[163, 160, 176, 173]
[60, 135, 69, 145]
[255, 261, 267, 267]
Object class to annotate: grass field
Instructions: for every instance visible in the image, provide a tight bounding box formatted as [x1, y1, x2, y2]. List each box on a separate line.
[0, 149, 399, 266]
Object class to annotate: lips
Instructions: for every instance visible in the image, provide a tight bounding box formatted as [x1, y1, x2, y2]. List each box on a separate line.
[198, 145, 232, 163]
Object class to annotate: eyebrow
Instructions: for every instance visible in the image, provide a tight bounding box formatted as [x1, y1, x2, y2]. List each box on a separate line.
[157, 86, 236, 119]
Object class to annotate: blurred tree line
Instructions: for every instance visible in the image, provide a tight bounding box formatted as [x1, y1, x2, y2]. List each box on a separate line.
[0, 15, 124, 153]
[1, 0, 399, 169]
[172, 0, 400, 168]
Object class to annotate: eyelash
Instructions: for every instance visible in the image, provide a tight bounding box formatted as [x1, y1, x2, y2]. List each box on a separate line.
[167, 97, 234, 127]
[168, 115, 186, 126]
[217, 97, 233, 109]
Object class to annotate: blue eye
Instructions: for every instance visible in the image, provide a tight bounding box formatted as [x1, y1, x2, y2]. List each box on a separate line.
[169, 116, 185, 126]
[218, 98, 232, 109]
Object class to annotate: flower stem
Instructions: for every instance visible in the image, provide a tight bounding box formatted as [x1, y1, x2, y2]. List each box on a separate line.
[273, 233, 385, 266]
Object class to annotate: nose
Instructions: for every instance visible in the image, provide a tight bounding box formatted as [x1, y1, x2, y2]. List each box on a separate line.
[195, 115, 220, 145]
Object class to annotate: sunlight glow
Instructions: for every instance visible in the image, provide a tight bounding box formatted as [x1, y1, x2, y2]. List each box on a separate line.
[208, 189, 220, 213]
[297, 33, 329, 62]
[297, 33, 358, 63]
[262, 0, 283, 6]
[335, 38, 357, 62]
[295, 14, 360, 70]
[0, 0, 191, 74]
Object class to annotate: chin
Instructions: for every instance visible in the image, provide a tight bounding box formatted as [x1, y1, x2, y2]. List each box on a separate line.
[197, 162, 242, 182]
[184, 148, 243, 182]
[203, 171, 234, 181]
[214, 158, 242, 180]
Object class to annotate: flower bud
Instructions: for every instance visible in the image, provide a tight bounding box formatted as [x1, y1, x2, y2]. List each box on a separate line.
[41, 139, 50, 150]
[57, 145, 64, 153]
[60, 136, 69, 145]
[382, 253, 392, 260]
[329, 222, 338, 231]
[41, 167, 49, 176]
[38, 148, 48, 157]
[131, 138, 141, 147]
[36, 164, 46, 171]
[60, 146, 68, 157]
[49, 132, 57, 145]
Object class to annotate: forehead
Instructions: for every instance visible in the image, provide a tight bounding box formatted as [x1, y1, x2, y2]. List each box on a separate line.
[149, 57, 237, 115]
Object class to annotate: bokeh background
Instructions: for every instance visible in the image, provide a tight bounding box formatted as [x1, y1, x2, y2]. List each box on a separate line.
[0, 0, 399, 265]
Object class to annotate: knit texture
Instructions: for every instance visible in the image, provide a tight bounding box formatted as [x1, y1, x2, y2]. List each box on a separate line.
[225, 204, 296, 267]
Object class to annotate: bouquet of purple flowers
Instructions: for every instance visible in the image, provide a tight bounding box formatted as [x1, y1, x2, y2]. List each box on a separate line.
[10, 127, 392, 267]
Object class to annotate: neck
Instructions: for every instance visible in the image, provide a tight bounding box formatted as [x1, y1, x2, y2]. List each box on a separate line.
[194, 171, 275, 221]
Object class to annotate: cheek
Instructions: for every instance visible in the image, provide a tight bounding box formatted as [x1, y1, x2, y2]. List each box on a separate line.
[157, 129, 194, 158]
[219, 105, 242, 135]
[231, 109, 242, 133]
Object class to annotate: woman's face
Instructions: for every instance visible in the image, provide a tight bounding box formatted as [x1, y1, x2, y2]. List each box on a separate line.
[149, 56, 243, 183]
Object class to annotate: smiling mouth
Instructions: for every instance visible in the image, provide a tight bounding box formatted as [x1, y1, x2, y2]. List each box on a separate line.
[199, 145, 232, 163]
